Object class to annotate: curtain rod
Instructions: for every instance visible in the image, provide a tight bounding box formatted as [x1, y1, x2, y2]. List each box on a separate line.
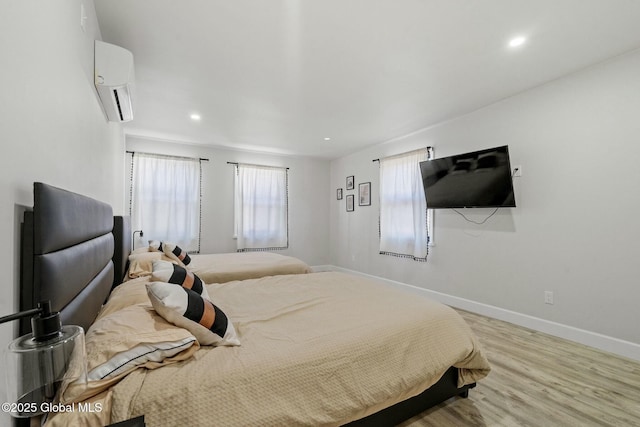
[126, 151, 209, 162]
[372, 146, 433, 163]
[227, 162, 289, 170]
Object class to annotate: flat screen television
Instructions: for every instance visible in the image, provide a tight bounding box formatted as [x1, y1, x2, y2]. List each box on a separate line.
[419, 145, 516, 209]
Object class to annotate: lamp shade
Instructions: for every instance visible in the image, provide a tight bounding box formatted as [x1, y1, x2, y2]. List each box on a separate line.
[4, 325, 86, 418]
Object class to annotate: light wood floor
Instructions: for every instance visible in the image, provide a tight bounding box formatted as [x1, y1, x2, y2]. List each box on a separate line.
[398, 309, 640, 427]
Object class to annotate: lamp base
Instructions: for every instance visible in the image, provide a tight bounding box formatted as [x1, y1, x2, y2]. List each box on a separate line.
[6, 325, 86, 420]
[12, 381, 62, 418]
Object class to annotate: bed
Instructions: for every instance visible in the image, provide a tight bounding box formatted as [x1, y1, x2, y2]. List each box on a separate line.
[20, 183, 490, 427]
[187, 251, 313, 283]
[113, 216, 313, 285]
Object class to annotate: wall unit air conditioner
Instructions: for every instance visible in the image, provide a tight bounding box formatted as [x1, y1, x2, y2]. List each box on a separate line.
[94, 40, 135, 122]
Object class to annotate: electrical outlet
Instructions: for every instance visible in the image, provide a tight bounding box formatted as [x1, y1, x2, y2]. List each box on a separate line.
[544, 291, 554, 305]
[513, 165, 522, 177]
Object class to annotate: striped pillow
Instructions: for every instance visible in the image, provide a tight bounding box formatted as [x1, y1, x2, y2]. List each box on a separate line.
[163, 242, 191, 266]
[148, 240, 164, 252]
[146, 282, 240, 347]
[151, 260, 210, 300]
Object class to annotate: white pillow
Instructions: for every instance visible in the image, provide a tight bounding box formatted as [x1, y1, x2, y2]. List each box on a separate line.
[88, 336, 196, 381]
[152, 260, 210, 300]
[60, 304, 199, 404]
[146, 282, 240, 347]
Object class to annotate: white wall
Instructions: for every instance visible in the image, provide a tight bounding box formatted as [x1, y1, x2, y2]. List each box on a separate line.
[330, 49, 640, 348]
[0, 0, 125, 415]
[0, 6, 637, 420]
[126, 136, 331, 266]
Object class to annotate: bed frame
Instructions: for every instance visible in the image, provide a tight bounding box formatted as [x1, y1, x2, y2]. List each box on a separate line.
[19, 183, 114, 336]
[112, 215, 131, 287]
[19, 182, 475, 426]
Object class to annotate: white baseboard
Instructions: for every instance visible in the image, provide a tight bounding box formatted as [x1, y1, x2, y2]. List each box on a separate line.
[321, 265, 640, 362]
[310, 265, 334, 272]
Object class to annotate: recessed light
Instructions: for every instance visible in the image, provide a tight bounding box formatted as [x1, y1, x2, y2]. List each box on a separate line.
[190, 113, 201, 121]
[324, 137, 331, 141]
[508, 36, 527, 48]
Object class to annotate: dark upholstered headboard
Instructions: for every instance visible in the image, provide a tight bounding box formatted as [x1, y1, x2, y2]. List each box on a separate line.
[19, 183, 114, 335]
[112, 215, 131, 287]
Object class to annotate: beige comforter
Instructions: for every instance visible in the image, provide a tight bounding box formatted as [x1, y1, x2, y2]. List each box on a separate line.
[187, 251, 312, 283]
[99, 272, 490, 426]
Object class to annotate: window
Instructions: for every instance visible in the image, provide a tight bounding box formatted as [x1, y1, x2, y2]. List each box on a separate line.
[234, 164, 288, 251]
[130, 153, 201, 252]
[379, 148, 431, 261]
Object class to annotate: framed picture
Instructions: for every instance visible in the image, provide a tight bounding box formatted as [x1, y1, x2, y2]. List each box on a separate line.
[359, 182, 371, 206]
[346, 176, 354, 190]
[337, 188, 343, 200]
[346, 194, 354, 212]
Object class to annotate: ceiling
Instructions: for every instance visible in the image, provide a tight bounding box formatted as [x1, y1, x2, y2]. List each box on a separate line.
[94, 0, 640, 159]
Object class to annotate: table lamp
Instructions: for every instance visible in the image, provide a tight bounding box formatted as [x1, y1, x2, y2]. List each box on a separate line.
[1, 301, 86, 418]
[132, 229, 144, 250]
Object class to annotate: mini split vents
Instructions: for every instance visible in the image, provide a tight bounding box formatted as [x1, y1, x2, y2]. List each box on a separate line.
[94, 40, 135, 122]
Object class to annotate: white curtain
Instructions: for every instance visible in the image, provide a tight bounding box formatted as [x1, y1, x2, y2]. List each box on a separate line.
[235, 164, 288, 251]
[379, 148, 430, 261]
[130, 153, 201, 252]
